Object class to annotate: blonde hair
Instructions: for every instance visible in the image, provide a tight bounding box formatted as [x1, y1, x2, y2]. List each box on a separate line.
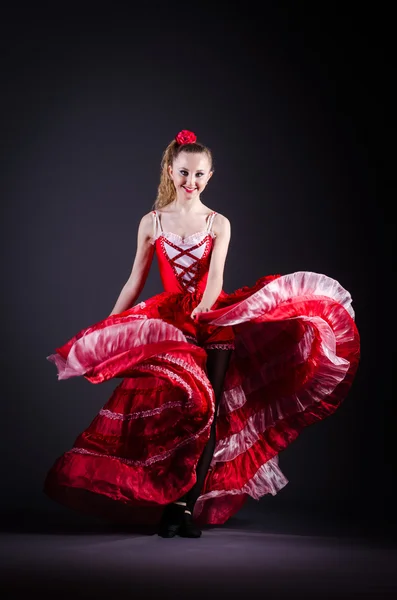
[153, 138, 213, 209]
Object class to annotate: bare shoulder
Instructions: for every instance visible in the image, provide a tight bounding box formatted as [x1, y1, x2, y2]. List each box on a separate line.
[212, 211, 231, 237]
[134, 211, 156, 245]
[139, 211, 155, 231]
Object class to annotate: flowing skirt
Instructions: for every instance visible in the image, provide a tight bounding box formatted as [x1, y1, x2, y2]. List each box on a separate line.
[44, 271, 360, 526]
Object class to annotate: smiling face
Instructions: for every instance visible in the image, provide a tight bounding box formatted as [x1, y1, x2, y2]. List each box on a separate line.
[169, 151, 213, 200]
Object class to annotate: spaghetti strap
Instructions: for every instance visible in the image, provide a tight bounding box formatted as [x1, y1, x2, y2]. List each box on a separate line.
[151, 210, 157, 241]
[206, 211, 217, 233]
[156, 210, 164, 232]
[151, 210, 163, 243]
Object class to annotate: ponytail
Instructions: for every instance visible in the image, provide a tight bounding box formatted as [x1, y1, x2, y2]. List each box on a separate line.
[154, 140, 179, 209]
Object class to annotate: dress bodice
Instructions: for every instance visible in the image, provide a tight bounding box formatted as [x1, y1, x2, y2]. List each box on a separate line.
[150, 210, 217, 295]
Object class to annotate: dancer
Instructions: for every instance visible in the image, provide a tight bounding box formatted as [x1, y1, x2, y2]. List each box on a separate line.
[44, 129, 360, 538]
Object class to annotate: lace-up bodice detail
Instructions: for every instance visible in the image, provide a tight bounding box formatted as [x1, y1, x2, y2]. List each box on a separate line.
[151, 210, 217, 294]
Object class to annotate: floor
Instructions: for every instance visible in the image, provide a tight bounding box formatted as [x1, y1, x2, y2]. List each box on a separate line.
[1, 506, 396, 599]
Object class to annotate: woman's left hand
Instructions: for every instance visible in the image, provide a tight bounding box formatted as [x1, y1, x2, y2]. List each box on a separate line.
[191, 304, 211, 321]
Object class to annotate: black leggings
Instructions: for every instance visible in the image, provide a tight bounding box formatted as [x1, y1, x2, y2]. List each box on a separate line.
[178, 348, 233, 513]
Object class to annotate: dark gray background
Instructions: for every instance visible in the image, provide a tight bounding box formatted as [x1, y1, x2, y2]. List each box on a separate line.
[1, 5, 392, 534]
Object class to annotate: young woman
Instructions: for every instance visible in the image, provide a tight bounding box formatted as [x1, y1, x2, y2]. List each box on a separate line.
[44, 129, 360, 538]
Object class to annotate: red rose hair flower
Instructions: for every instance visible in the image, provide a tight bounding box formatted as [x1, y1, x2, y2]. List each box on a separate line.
[175, 130, 197, 145]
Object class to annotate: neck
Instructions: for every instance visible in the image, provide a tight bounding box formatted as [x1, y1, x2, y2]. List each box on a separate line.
[171, 197, 203, 214]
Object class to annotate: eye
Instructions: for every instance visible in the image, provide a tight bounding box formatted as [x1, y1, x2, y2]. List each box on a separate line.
[180, 170, 188, 176]
[196, 172, 204, 177]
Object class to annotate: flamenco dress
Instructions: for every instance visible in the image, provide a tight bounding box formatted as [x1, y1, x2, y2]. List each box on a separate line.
[44, 210, 360, 526]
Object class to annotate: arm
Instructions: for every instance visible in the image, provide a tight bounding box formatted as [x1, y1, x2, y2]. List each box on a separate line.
[192, 214, 231, 317]
[109, 212, 155, 316]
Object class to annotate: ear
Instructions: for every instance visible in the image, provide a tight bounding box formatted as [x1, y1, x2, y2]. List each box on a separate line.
[207, 170, 214, 181]
[168, 164, 173, 178]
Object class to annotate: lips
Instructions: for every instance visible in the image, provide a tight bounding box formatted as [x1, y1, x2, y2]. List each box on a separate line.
[183, 187, 196, 193]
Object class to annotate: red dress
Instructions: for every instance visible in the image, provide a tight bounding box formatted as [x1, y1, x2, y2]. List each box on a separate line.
[44, 210, 360, 526]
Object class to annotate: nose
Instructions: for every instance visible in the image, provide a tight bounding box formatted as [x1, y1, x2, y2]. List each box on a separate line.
[186, 174, 196, 188]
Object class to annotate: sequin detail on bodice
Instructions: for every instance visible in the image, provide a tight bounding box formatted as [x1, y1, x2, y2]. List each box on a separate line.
[151, 210, 217, 294]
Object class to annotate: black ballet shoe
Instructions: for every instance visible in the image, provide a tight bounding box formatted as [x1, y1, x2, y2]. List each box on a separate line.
[157, 503, 185, 538]
[178, 510, 202, 538]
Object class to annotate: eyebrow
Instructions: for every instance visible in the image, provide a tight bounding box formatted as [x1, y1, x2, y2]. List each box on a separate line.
[179, 167, 205, 172]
